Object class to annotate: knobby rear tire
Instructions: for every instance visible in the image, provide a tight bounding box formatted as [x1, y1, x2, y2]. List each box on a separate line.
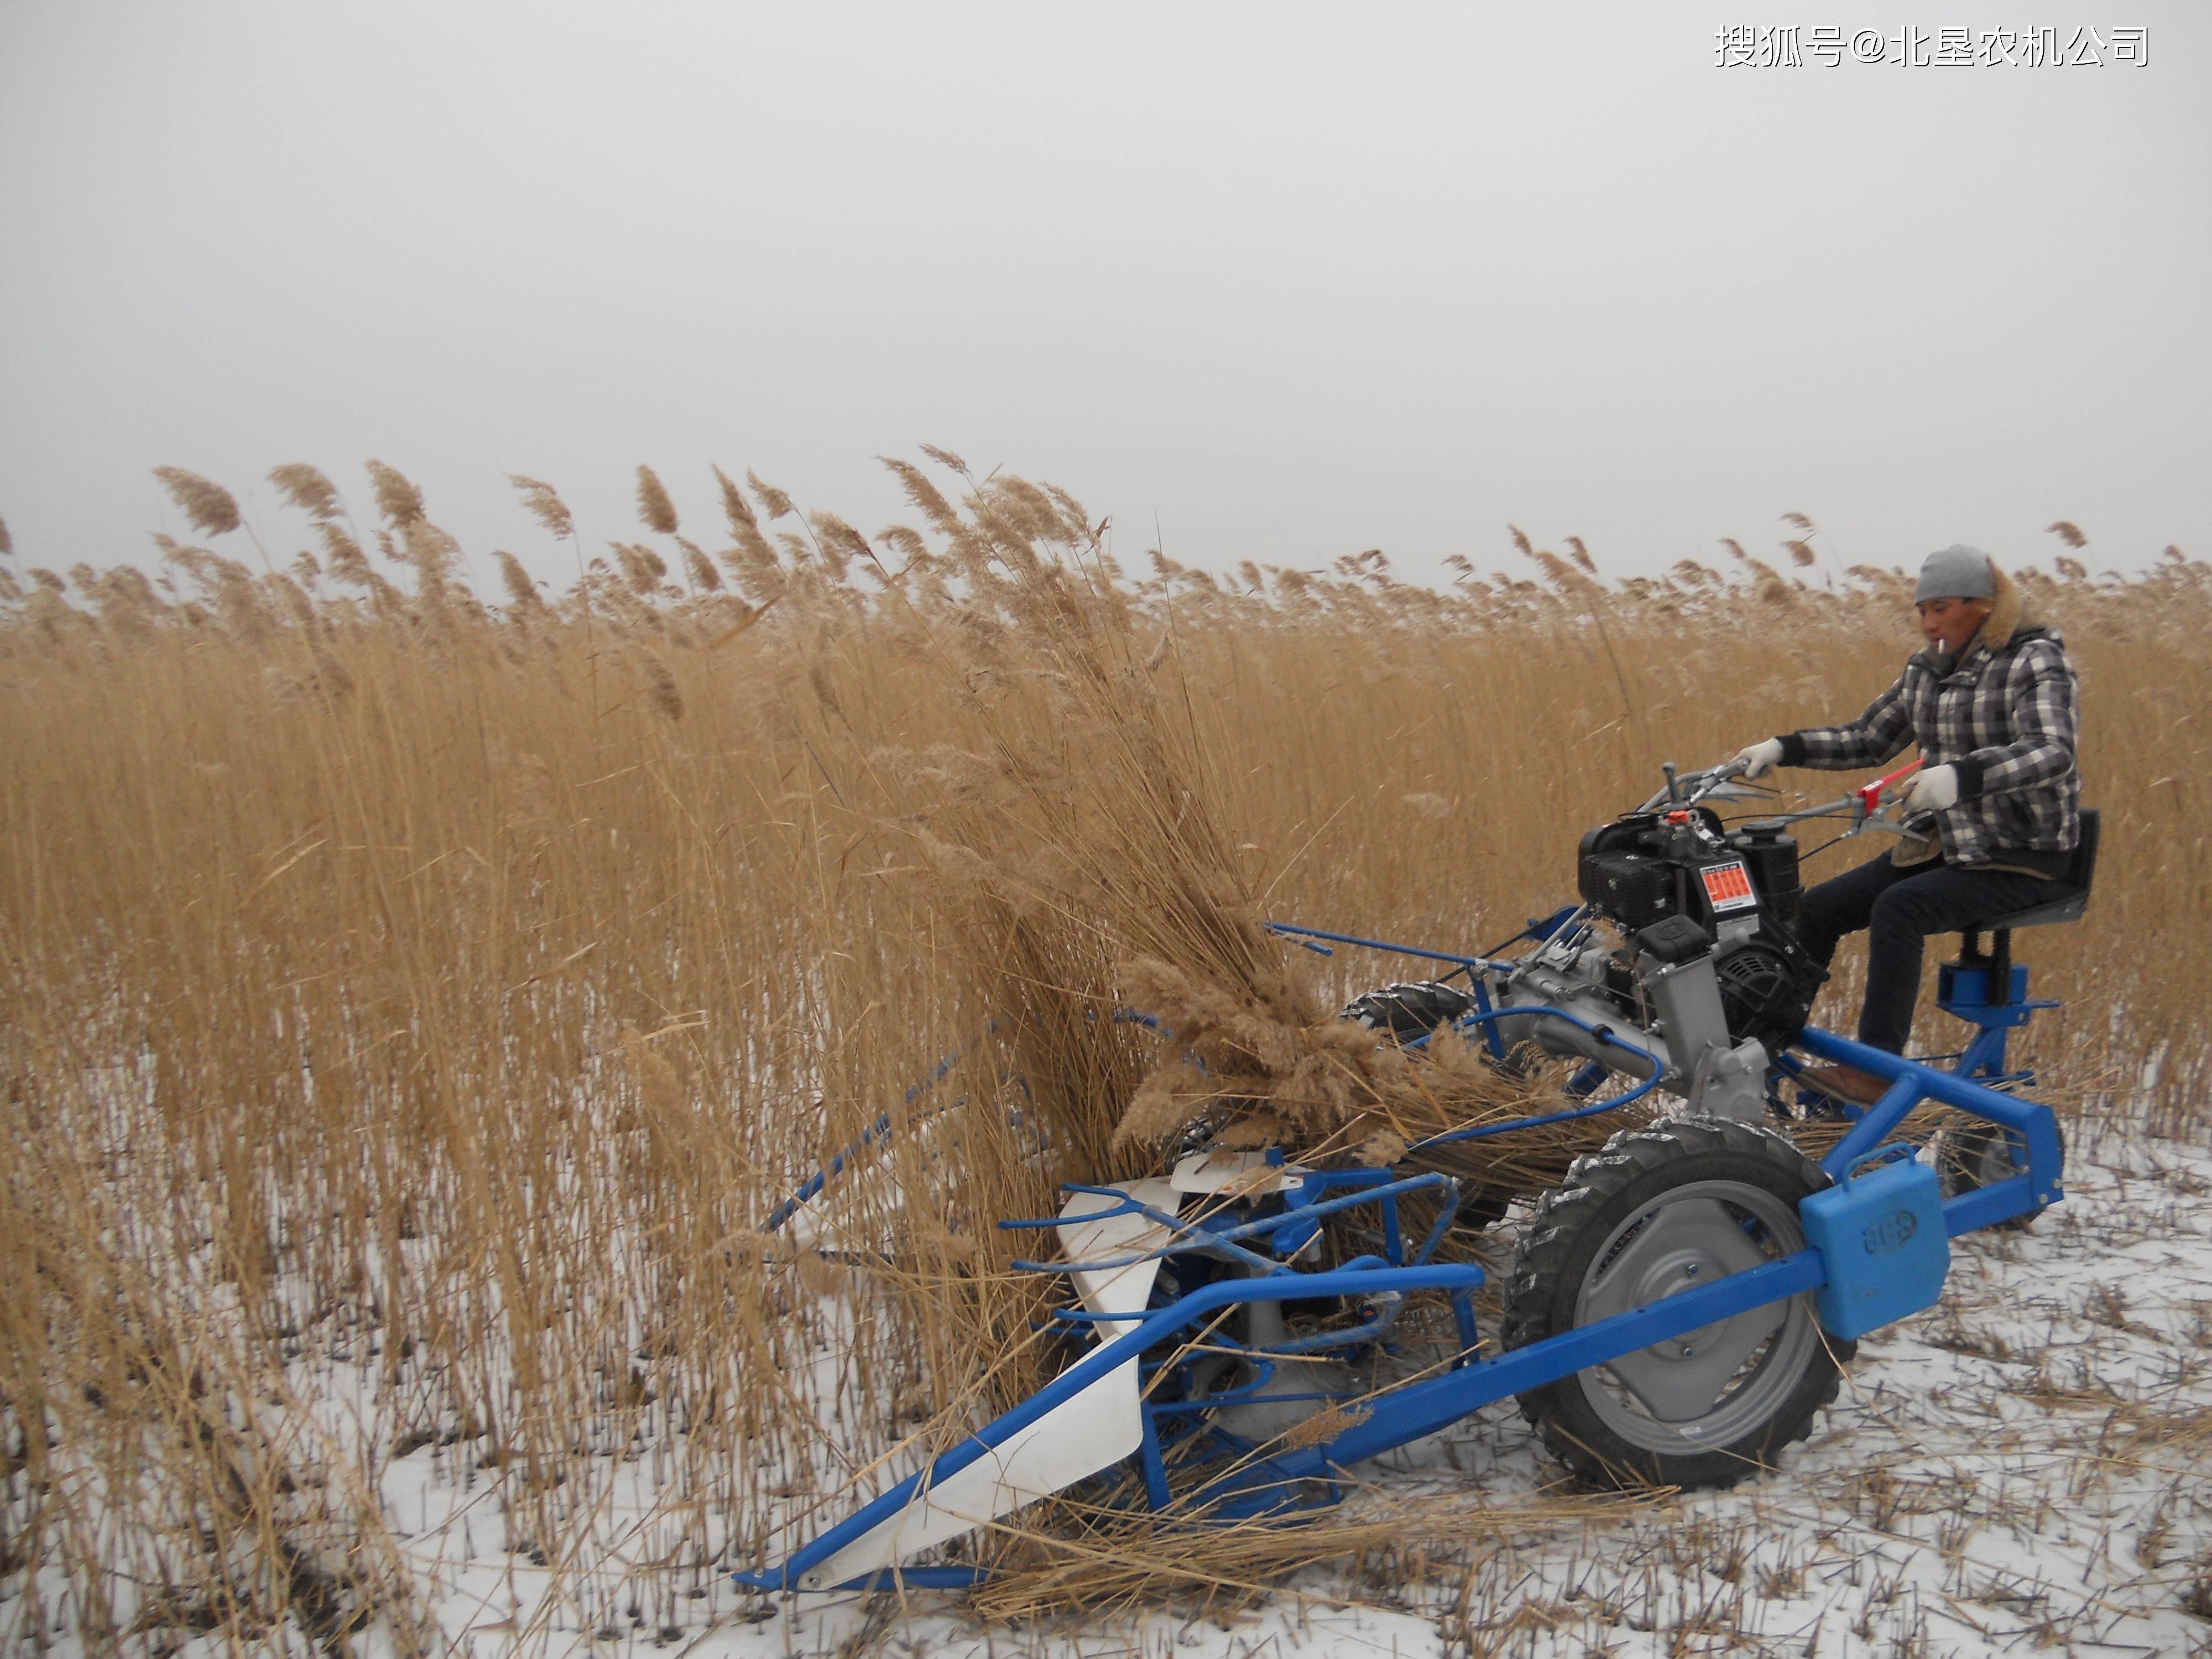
[1501, 1117, 1853, 1491]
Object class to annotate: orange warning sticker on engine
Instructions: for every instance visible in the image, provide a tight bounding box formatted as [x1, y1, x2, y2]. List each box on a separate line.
[1700, 861, 1758, 913]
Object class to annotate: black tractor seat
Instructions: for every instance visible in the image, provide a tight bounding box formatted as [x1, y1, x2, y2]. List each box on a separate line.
[1955, 808, 2100, 991]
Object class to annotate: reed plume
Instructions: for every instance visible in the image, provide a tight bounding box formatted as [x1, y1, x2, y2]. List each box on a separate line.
[509, 473, 576, 540]
[268, 463, 343, 521]
[153, 466, 242, 536]
[635, 463, 679, 535]
[364, 459, 426, 526]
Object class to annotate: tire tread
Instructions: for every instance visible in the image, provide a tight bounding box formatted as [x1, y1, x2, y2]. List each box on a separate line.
[1502, 1116, 1851, 1490]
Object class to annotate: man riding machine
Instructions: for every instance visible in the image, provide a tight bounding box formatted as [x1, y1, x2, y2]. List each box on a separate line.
[1734, 543, 2086, 1107]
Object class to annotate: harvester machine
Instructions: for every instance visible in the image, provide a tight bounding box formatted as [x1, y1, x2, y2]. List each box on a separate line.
[738, 758, 2095, 1593]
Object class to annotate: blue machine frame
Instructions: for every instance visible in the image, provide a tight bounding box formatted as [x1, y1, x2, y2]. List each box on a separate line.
[734, 919, 2066, 1594]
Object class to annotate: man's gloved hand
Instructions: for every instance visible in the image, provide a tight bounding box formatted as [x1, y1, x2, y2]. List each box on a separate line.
[1904, 763, 1961, 815]
[1732, 738, 1786, 781]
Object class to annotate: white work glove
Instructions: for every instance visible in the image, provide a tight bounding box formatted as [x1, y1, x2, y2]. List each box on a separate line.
[1905, 763, 1960, 815]
[1733, 738, 1786, 781]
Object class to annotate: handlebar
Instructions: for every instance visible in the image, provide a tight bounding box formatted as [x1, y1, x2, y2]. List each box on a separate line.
[1632, 759, 1758, 815]
[1632, 757, 1933, 846]
[1752, 760, 1932, 846]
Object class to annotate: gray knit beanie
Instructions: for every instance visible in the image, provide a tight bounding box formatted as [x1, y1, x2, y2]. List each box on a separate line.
[1915, 544, 1996, 603]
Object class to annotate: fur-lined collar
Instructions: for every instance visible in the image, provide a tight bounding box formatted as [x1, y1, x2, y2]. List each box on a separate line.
[1919, 563, 2040, 675]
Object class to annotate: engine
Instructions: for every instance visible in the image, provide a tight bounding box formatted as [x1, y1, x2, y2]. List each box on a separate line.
[1574, 808, 1824, 1052]
[1333, 792, 1830, 1122]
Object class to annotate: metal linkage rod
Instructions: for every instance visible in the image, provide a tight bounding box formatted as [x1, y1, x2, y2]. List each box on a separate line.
[1260, 919, 1503, 972]
[1003, 1172, 1459, 1277]
[1404, 1008, 1663, 1151]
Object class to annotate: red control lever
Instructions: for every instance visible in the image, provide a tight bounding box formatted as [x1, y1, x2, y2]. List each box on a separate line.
[1859, 759, 1923, 817]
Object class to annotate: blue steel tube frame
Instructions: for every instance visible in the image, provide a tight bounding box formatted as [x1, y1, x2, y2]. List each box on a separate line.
[1795, 1027, 2064, 1228]
[1161, 1039, 2058, 1483]
[733, 1246, 1848, 1592]
[734, 1036, 2064, 1594]
[737, 898, 2069, 1594]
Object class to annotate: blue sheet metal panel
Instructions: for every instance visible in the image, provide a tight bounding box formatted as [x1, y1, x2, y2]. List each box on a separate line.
[1801, 1148, 1949, 1340]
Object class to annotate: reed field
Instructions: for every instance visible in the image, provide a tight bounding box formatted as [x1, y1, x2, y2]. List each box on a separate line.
[1, 457, 2208, 1653]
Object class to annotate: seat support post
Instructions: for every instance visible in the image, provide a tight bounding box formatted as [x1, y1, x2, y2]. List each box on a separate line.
[1939, 927, 2050, 1078]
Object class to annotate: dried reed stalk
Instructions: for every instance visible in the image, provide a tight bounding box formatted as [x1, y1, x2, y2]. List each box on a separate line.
[0, 457, 2200, 1643]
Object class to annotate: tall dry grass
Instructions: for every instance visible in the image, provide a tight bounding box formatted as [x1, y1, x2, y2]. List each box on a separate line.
[1, 459, 2204, 1648]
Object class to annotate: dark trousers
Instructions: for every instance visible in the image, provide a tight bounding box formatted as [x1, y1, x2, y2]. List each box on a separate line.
[1796, 856, 2052, 1053]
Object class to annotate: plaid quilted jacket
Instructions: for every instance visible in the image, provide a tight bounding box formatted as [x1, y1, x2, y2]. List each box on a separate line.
[1774, 570, 2081, 867]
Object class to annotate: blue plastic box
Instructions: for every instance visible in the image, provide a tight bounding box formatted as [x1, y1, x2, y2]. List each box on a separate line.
[1800, 1145, 1950, 1341]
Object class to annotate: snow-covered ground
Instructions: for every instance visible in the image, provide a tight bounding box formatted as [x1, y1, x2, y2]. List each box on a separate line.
[374, 1124, 2212, 1659]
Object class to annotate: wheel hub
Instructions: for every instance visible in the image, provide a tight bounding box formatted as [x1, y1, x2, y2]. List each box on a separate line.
[1574, 1182, 1816, 1443]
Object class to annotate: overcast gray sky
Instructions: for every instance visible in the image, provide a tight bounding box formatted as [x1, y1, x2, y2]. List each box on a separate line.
[3, 2, 2206, 591]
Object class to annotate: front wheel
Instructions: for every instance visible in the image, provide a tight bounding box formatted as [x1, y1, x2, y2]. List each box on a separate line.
[1501, 1118, 1851, 1490]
